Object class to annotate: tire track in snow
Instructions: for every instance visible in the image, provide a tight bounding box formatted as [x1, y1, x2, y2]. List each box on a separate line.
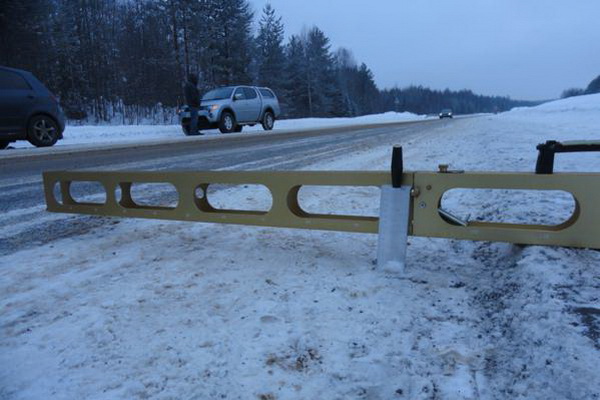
[463, 240, 600, 399]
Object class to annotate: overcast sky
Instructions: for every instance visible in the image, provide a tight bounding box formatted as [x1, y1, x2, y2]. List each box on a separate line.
[249, 0, 600, 100]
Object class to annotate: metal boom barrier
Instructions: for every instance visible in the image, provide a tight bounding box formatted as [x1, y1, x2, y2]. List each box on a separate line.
[42, 142, 600, 270]
[43, 141, 600, 270]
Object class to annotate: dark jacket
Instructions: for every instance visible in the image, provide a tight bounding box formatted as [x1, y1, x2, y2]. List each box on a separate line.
[184, 80, 200, 108]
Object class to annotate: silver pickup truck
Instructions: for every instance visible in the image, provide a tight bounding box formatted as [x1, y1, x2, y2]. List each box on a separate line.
[179, 85, 281, 135]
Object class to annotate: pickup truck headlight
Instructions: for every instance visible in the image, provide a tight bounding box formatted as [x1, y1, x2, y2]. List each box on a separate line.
[209, 104, 219, 112]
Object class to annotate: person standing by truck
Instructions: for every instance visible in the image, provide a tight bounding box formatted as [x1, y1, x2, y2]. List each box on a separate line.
[184, 73, 201, 135]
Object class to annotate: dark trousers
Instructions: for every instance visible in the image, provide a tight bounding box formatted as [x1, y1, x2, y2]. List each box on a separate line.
[189, 106, 199, 135]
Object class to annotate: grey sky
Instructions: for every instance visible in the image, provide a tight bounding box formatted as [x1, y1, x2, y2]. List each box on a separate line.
[249, 0, 600, 100]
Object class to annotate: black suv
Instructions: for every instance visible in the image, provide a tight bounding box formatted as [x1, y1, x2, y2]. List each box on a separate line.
[0, 66, 66, 148]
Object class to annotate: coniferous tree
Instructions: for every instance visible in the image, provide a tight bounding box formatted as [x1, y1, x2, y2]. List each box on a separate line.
[354, 63, 380, 115]
[334, 48, 359, 116]
[284, 35, 309, 117]
[208, 0, 253, 85]
[585, 75, 600, 94]
[303, 27, 339, 117]
[561, 88, 585, 98]
[256, 4, 286, 94]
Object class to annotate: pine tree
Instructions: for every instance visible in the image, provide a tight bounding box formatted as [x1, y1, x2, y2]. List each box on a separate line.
[208, 0, 254, 85]
[585, 75, 600, 94]
[355, 63, 379, 115]
[334, 48, 359, 116]
[256, 4, 286, 94]
[303, 27, 338, 117]
[284, 35, 309, 117]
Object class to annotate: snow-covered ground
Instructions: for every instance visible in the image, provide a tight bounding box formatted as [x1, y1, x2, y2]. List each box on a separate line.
[2, 95, 600, 399]
[8, 111, 426, 149]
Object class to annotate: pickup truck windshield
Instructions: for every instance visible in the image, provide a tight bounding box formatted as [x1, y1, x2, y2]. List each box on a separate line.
[203, 87, 234, 101]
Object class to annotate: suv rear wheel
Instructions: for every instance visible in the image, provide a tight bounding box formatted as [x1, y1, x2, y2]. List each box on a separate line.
[219, 111, 236, 134]
[27, 115, 59, 147]
[262, 111, 275, 131]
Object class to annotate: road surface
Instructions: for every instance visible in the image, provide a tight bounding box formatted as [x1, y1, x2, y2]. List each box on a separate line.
[0, 118, 455, 256]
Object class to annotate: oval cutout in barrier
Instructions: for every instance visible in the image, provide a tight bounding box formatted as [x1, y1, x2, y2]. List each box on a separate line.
[53, 182, 63, 205]
[440, 188, 577, 226]
[205, 184, 272, 212]
[129, 183, 179, 209]
[297, 185, 381, 217]
[69, 181, 107, 205]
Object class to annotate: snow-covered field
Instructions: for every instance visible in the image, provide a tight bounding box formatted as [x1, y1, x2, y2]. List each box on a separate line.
[2, 95, 600, 399]
[8, 111, 426, 149]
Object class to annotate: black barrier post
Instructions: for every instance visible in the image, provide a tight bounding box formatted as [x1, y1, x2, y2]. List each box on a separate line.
[536, 140, 600, 174]
[392, 146, 403, 187]
[535, 140, 558, 174]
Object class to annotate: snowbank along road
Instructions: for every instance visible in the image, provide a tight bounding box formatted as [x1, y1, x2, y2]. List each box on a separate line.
[1, 110, 428, 151]
[1, 98, 600, 400]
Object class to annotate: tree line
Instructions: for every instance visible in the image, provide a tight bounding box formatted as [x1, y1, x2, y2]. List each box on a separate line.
[0, 0, 534, 124]
[561, 75, 600, 99]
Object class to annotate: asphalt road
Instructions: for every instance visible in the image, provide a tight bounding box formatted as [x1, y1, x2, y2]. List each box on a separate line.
[0, 118, 456, 256]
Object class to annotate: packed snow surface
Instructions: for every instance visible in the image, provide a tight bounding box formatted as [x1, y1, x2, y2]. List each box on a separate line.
[1, 95, 600, 399]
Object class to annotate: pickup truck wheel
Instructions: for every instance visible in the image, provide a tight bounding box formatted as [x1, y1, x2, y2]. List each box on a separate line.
[219, 112, 236, 134]
[262, 111, 275, 131]
[181, 122, 191, 135]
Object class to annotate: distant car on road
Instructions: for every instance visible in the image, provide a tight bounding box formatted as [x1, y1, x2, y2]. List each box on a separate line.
[439, 109, 453, 119]
[0, 66, 66, 148]
[179, 86, 281, 135]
